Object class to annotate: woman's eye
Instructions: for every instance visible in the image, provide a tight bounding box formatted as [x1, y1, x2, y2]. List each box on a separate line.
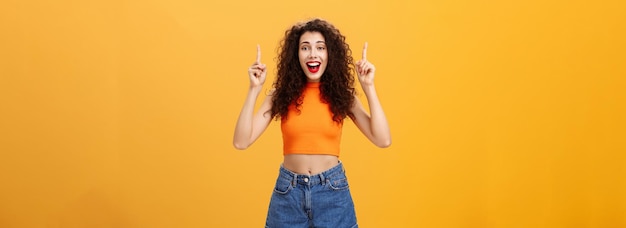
[301, 47, 308, 51]
[317, 47, 325, 50]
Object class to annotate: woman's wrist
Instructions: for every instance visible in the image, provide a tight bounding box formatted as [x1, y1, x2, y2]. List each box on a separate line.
[249, 84, 264, 92]
[361, 83, 376, 93]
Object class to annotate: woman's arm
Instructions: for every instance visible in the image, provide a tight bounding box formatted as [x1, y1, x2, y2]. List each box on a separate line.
[233, 45, 273, 150]
[351, 43, 391, 148]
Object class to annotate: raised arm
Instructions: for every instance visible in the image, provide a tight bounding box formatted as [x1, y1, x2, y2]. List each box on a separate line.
[233, 45, 274, 150]
[351, 42, 392, 148]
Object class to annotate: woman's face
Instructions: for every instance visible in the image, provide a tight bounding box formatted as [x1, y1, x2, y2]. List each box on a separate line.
[298, 31, 328, 82]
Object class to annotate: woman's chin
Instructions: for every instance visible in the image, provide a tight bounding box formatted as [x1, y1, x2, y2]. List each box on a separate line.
[305, 74, 322, 82]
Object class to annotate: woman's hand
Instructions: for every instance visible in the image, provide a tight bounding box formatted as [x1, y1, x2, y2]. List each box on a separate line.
[355, 42, 376, 87]
[248, 45, 267, 88]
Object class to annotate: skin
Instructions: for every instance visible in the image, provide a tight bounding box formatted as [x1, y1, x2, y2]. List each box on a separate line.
[298, 32, 328, 82]
[233, 31, 391, 175]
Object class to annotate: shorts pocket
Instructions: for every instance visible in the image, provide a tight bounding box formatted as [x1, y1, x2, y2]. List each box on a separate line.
[327, 176, 350, 190]
[273, 176, 293, 194]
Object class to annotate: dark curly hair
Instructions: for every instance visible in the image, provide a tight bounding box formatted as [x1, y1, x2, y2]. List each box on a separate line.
[271, 18, 356, 123]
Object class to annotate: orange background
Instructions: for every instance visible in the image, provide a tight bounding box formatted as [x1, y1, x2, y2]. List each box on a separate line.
[1, 0, 625, 227]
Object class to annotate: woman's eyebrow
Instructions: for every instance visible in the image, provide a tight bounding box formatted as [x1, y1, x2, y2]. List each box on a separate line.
[300, 41, 326, 45]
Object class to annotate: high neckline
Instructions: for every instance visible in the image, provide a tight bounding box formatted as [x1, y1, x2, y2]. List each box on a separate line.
[306, 82, 320, 88]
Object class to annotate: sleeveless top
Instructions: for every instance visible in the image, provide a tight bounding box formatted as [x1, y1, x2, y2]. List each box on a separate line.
[281, 82, 342, 156]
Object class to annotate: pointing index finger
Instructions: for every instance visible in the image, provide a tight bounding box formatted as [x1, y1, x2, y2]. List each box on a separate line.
[256, 44, 261, 63]
[362, 42, 368, 60]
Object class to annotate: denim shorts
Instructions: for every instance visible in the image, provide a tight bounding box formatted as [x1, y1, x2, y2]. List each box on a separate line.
[265, 161, 358, 228]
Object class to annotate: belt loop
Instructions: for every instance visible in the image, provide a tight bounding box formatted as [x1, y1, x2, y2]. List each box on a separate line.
[338, 160, 345, 173]
[319, 172, 326, 185]
[292, 172, 297, 186]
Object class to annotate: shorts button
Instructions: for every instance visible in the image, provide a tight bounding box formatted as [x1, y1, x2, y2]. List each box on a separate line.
[303, 177, 309, 183]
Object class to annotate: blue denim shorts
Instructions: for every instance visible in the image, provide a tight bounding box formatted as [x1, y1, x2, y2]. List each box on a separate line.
[265, 161, 358, 228]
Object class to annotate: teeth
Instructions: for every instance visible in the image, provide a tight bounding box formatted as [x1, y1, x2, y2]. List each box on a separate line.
[307, 62, 320, 67]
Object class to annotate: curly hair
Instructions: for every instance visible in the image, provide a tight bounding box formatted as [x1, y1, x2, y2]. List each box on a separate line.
[271, 18, 356, 123]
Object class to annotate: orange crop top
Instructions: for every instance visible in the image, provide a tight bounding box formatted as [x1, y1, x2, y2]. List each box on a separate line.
[281, 82, 342, 156]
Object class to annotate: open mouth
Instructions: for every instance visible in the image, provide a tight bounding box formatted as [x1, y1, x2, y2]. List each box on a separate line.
[306, 61, 321, 73]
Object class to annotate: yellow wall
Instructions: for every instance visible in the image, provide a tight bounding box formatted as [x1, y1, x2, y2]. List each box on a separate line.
[1, 0, 625, 227]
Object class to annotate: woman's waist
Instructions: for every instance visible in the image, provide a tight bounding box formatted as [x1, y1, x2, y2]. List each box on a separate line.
[282, 154, 339, 175]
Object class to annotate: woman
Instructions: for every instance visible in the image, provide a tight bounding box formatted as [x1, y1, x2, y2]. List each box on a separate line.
[233, 18, 391, 228]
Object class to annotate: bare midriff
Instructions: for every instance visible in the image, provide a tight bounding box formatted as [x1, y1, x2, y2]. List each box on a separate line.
[283, 154, 339, 175]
